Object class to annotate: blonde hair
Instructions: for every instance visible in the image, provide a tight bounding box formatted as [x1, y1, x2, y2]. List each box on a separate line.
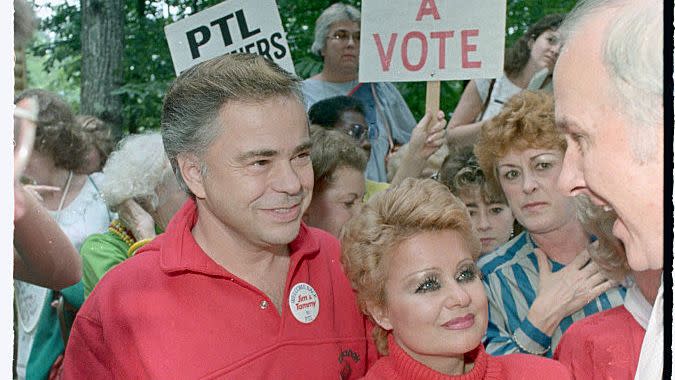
[341, 178, 480, 354]
[474, 90, 565, 190]
[573, 195, 630, 281]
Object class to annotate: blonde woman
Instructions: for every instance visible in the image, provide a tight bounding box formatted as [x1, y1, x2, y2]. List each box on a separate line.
[341, 178, 571, 379]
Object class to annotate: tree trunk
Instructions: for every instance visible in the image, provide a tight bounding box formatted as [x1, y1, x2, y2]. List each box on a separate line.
[80, 0, 124, 138]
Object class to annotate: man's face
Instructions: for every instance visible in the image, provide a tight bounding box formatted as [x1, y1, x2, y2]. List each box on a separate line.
[554, 15, 663, 271]
[186, 96, 313, 251]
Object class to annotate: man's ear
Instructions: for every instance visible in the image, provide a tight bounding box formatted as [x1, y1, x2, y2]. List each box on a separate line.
[366, 302, 392, 331]
[177, 153, 206, 199]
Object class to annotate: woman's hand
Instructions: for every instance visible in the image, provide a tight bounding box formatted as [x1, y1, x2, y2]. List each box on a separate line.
[527, 246, 617, 336]
[118, 199, 156, 241]
[389, 111, 446, 185]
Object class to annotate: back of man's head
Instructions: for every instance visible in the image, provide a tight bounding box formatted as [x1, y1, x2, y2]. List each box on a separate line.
[161, 53, 303, 195]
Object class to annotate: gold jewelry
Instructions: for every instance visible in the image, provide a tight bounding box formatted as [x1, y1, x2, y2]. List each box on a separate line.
[54, 170, 73, 224]
[108, 219, 136, 247]
[127, 238, 153, 257]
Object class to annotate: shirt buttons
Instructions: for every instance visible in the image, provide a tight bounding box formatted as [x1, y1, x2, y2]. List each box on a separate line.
[259, 300, 269, 310]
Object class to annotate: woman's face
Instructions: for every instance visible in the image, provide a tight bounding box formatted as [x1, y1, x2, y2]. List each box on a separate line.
[335, 110, 371, 154]
[457, 186, 514, 255]
[304, 166, 365, 237]
[373, 230, 487, 369]
[528, 29, 561, 71]
[497, 148, 576, 234]
[80, 146, 104, 174]
[321, 20, 360, 73]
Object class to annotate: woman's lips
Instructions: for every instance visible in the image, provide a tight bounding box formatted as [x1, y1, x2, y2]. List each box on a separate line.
[443, 314, 475, 330]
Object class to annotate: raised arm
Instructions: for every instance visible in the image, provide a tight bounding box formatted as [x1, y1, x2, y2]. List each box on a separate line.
[14, 184, 82, 289]
[444, 80, 487, 148]
[390, 111, 446, 186]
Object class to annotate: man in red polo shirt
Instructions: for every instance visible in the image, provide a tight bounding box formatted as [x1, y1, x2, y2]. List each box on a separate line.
[63, 53, 375, 379]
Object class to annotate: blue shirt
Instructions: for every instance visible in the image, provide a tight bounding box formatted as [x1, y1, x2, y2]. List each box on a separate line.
[477, 231, 626, 357]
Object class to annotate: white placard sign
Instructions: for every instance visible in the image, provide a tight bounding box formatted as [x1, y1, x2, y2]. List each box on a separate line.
[164, 0, 294, 75]
[359, 0, 506, 82]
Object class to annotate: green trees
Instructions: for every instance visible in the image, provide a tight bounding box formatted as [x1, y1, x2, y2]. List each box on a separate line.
[29, 0, 577, 134]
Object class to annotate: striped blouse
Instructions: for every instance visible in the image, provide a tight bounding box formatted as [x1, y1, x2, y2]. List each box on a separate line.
[477, 231, 626, 357]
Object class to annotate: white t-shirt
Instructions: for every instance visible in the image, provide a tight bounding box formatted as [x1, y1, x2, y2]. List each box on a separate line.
[474, 68, 552, 121]
[474, 75, 523, 121]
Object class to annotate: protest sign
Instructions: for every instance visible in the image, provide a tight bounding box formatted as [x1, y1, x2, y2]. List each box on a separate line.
[165, 0, 294, 75]
[359, 0, 506, 83]
[360, 0, 506, 113]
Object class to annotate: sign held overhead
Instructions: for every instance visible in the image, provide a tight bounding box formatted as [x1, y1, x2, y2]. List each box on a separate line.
[359, 0, 506, 82]
[165, 0, 294, 75]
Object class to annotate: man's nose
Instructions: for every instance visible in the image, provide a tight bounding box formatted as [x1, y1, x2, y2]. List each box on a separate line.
[557, 146, 588, 197]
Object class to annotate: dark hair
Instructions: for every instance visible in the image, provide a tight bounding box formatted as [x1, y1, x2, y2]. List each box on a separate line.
[439, 145, 506, 205]
[504, 13, 564, 76]
[15, 89, 88, 170]
[308, 96, 365, 128]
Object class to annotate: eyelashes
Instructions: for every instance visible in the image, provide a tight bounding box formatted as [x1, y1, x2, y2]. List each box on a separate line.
[413, 264, 479, 294]
[415, 276, 440, 294]
[457, 266, 477, 283]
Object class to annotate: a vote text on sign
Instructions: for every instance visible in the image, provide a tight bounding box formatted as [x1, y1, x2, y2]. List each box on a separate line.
[359, 0, 506, 82]
[164, 0, 294, 75]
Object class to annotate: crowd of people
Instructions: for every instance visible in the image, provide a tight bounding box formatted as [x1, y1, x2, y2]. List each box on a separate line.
[13, 0, 664, 379]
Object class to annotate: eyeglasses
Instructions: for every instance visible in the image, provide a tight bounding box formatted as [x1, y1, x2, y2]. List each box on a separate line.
[345, 123, 378, 141]
[327, 30, 361, 43]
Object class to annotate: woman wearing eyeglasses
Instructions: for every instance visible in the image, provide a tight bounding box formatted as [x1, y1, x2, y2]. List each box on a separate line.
[308, 95, 375, 154]
[302, 3, 417, 183]
[309, 95, 447, 201]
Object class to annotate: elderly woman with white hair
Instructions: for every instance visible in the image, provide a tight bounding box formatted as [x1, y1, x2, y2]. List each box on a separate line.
[302, 3, 419, 183]
[80, 132, 186, 298]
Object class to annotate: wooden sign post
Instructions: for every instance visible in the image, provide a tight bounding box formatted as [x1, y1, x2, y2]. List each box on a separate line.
[425, 80, 440, 115]
[360, 0, 506, 120]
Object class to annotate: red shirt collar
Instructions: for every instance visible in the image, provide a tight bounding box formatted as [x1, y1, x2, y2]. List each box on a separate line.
[146, 198, 320, 277]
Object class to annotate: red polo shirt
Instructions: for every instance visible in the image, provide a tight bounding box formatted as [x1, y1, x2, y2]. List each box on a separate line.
[63, 199, 375, 379]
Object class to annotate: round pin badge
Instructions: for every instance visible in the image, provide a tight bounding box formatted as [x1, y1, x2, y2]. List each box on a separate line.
[288, 282, 320, 324]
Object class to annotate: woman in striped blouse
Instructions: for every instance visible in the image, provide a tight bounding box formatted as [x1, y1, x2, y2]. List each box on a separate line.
[472, 90, 625, 357]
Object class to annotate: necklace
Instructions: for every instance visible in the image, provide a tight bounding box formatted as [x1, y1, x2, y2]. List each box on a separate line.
[54, 170, 73, 223]
[108, 219, 136, 247]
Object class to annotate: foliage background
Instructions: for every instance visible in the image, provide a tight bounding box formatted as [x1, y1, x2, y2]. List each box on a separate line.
[28, 0, 578, 134]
